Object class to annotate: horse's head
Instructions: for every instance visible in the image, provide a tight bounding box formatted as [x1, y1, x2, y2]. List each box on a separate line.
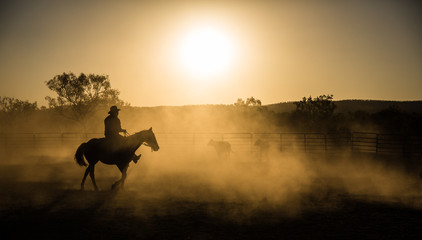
[140, 127, 160, 152]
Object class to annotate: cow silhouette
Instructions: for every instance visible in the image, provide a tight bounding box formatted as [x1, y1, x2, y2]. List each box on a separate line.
[208, 139, 231, 160]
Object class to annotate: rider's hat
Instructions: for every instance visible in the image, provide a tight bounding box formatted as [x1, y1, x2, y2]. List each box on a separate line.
[108, 105, 120, 114]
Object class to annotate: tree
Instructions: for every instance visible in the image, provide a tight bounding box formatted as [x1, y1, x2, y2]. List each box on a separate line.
[372, 105, 411, 134]
[234, 98, 246, 107]
[295, 94, 336, 119]
[0, 96, 38, 113]
[292, 94, 337, 131]
[234, 97, 262, 108]
[246, 97, 262, 107]
[45, 72, 124, 130]
[0, 96, 38, 131]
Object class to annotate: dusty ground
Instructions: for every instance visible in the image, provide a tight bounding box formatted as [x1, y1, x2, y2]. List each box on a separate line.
[1, 153, 422, 239]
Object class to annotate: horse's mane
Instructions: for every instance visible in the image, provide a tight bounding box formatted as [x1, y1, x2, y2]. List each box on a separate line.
[133, 129, 150, 136]
[127, 129, 153, 142]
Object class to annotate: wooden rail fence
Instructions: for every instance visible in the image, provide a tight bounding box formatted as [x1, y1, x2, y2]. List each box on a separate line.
[0, 132, 421, 157]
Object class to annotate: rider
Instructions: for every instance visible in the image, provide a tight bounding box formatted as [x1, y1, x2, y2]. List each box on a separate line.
[105, 106, 141, 163]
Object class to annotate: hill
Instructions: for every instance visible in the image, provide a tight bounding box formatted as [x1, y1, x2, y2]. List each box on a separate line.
[266, 100, 422, 114]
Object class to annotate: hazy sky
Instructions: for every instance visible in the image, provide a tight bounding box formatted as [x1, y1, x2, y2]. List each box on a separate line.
[1, 0, 421, 107]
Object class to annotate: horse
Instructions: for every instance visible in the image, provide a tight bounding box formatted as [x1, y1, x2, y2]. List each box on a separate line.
[74, 127, 159, 191]
[208, 139, 231, 160]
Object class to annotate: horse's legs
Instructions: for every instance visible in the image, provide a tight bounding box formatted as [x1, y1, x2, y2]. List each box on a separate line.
[89, 164, 99, 191]
[112, 164, 129, 190]
[81, 165, 92, 191]
[120, 165, 129, 190]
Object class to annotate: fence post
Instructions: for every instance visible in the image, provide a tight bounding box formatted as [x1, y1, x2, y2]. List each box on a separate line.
[375, 134, 379, 154]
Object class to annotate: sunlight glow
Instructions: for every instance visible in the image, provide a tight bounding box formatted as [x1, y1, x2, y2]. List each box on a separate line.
[178, 26, 236, 77]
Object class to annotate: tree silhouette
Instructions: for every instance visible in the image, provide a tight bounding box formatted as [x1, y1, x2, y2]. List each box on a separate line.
[0, 96, 38, 131]
[0, 96, 38, 113]
[295, 94, 335, 118]
[45, 72, 123, 131]
[292, 94, 337, 131]
[234, 97, 262, 108]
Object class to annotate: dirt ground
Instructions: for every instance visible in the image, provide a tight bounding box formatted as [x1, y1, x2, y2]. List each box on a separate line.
[1, 154, 422, 240]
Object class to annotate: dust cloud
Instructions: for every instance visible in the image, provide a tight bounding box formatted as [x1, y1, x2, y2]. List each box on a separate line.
[3, 149, 420, 222]
[1, 105, 422, 221]
[123, 149, 422, 216]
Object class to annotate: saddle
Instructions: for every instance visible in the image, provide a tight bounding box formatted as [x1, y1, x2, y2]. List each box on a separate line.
[100, 135, 128, 153]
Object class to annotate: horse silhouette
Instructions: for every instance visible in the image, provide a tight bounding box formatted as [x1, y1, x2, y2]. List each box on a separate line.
[75, 128, 159, 191]
[208, 139, 231, 160]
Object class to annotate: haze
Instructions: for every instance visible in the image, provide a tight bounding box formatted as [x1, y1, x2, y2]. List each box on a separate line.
[2, 1, 422, 239]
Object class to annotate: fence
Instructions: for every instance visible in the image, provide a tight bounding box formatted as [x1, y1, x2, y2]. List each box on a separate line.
[0, 132, 421, 157]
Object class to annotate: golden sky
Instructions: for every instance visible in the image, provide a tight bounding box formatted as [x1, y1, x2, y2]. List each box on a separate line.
[0, 0, 421, 107]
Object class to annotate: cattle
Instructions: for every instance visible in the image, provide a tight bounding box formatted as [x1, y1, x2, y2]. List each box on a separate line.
[208, 139, 231, 160]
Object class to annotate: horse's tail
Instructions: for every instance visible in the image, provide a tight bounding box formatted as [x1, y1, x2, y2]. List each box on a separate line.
[75, 143, 88, 167]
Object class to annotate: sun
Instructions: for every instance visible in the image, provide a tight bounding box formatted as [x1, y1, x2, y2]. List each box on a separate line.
[178, 26, 236, 77]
